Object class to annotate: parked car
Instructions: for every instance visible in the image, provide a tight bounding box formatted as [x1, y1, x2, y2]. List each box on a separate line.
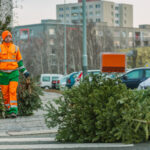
[56, 75, 68, 90]
[138, 78, 150, 89]
[66, 72, 78, 88]
[40, 74, 63, 89]
[74, 70, 100, 86]
[121, 67, 150, 89]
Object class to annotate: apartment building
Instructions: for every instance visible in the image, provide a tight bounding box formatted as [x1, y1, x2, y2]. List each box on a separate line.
[56, 0, 133, 27]
[95, 23, 150, 49]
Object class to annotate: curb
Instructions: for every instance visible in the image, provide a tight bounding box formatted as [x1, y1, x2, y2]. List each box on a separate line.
[0, 129, 57, 137]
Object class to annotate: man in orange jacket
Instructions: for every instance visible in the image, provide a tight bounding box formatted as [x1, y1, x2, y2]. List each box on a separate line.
[0, 30, 29, 118]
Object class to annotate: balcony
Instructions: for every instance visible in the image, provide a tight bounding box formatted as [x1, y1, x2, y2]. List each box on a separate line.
[71, 15, 82, 20]
[71, 9, 82, 14]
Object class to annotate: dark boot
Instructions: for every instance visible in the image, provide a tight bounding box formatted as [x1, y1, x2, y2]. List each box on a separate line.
[10, 113, 17, 118]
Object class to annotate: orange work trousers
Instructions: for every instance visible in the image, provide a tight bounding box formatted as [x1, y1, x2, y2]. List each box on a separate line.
[0, 81, 18, 114]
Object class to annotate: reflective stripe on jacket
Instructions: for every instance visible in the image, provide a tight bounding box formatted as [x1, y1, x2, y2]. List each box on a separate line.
[0, 43, 22, 71]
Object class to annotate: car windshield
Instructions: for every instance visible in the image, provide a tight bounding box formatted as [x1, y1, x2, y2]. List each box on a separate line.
[42, 76, 50, 82]
[73, 73, 78, 78]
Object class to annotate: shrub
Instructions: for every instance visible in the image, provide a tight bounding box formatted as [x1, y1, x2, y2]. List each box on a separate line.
[45, 74, 150, 143]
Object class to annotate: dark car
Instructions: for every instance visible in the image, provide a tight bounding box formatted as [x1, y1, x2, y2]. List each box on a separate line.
[121, 67, 150, 89]
[66, 72, 78, 88]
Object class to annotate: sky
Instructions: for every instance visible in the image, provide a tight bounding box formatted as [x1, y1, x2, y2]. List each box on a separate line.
[14, 0, 149, 27]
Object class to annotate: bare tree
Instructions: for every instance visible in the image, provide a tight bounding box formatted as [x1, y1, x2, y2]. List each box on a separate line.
[55, 23, 114, 73]
[17, 23, 114, 76]
[0, 0, 13, 35]
[18, 36, 46, 76]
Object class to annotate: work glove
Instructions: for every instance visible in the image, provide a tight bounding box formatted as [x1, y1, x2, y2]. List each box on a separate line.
[24, 71, 30, 78]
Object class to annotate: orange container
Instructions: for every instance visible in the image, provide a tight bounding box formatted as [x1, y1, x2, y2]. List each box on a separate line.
[101, 53, 126, 73]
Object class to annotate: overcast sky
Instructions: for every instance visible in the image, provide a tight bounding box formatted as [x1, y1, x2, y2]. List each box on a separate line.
[14, 0, 149, 27]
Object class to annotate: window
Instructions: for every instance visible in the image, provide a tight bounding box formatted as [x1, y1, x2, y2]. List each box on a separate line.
[115, 14, 119, 18]
[111, 5, 114, 9]
[114, 41, 120, 47]
[52, 49, 55, 54]
[129, 32, 133, 37]
[20, 30, 29, 40]
[42, 76, 50, 82]
[95, 4, 100, 8]
[111, 12, 114, 16]
[49, 39, 54, 45]
[89, 5, 93, 9]
[114, 31, 120, 37]
[72, 13, 78, 17]
[145, 70, 150, 78]
[115, 20, 119, 24]
[93, 71, 100, 75]
[96, 18, 101, 22]
[88, 19, 93, 22]
[122, 31, 126, 38]
[115, 7, 119, 10]
[30, 29, 34, 36]
[129, 41, 133, 47]
[126, 70, 143, 79]
[59, 8, 63, 11]
[124, 20, 127, 24]
[66, 7, 69, 10]
[59, 14, 63, 18]
[96, 11, 100, 16]
[89, 12, 93, 16]
[99, 31, 103, 36]
[72, 6, 78, 10]
[49, 29, 55, 35]
[52, 77, 59, 81]
[66, 14, 69, 17]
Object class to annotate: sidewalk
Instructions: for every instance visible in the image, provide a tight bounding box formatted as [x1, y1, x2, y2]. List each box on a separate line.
[1, 92, 150, 150]
[0, 91, 60, 136]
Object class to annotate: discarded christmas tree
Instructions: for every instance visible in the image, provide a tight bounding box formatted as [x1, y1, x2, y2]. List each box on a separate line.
[0, 90, 5, 118]
[17, 75, 43, 116]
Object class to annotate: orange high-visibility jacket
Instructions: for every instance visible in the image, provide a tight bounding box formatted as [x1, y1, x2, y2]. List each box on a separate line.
[0, 43, 22, 72]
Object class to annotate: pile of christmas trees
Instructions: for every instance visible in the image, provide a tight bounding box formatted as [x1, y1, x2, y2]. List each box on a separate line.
[45, 74, 150, 144]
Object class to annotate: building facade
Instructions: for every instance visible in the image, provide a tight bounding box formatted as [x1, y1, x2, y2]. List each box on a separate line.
[13, 20, 62, 75]
[56, 0, 133, 27]
[13, 20, 150, 75]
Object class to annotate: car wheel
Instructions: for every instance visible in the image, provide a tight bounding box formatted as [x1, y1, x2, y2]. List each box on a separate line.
[44, 86, 49, 90]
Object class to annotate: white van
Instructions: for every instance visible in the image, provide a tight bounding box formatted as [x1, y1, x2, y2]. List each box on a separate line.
[40, 74, 63, 89]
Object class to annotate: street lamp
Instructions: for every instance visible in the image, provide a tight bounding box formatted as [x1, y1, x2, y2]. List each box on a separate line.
[64, 0, 67, 75]
[82, 0, 88, 77]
